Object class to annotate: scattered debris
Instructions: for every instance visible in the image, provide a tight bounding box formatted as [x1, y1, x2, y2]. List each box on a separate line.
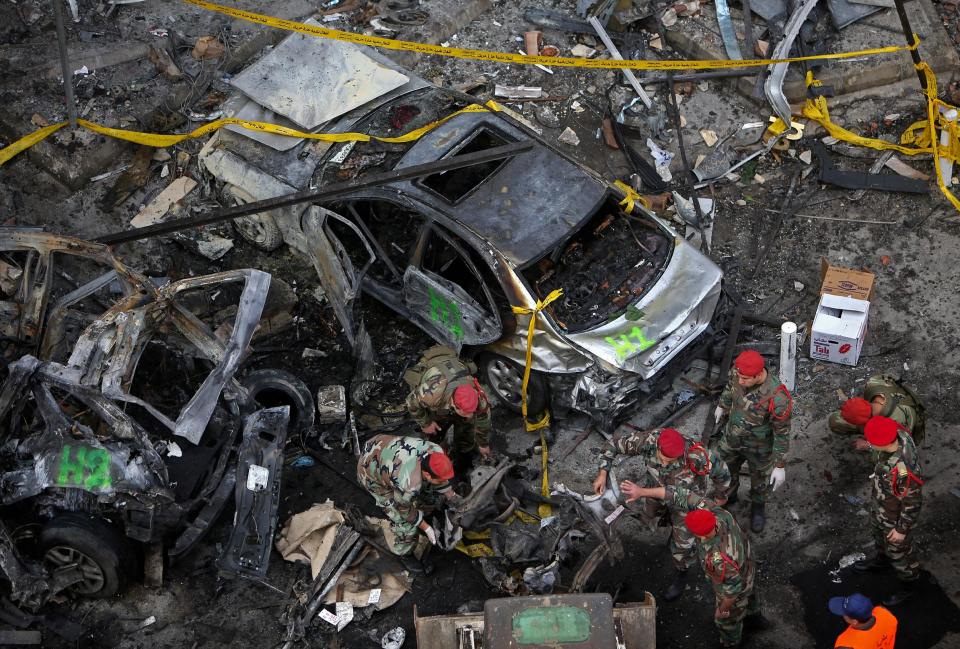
[571, 43, 597, 58]
[130, 177, 198, 228]
[381, 627, 406, 649]
[558, 126, 580, 146]
[191, 35, 225, 60]
[884, 156, 931, 181]
[494, 84, 543, 99]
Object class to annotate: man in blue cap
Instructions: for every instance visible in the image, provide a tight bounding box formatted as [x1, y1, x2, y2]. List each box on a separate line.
[828, 593, 898, 649]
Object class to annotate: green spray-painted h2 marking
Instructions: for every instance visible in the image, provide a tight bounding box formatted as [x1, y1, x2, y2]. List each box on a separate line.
[605, 325, 656, 360]
[429, 287, 464, 340]
[57, 445, 112, 490]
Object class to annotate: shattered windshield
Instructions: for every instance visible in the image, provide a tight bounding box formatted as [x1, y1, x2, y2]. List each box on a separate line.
[522, 198, 673, 333]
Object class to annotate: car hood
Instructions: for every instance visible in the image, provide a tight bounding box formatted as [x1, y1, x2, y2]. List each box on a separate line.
[565, 229, 723, 376]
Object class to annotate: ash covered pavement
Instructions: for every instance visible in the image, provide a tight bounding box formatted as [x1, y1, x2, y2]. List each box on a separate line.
[1, 0, 960, 648]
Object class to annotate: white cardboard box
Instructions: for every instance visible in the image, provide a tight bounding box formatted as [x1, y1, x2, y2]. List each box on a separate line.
[810, 294, 870, 366]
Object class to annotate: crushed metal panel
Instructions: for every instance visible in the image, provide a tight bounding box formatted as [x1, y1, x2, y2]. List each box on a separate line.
[302, 206, 374, 348]
[567, 230, 723, 378]
[402, 266, 501, 351]
[167, 270, 271, 444]
[230, 21, 409, 130]
[763, 0, 820, 129]
[217, 406, 290, 580]
[221, 94, 318, 151]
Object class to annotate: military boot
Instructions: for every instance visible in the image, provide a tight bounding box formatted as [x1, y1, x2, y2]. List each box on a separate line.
[662, 569, 688, 602]
[854, 554, 893, 572]
[750, 503, 765, 533]
[398, 553, 432, 575]
[883, 581, 917, 606]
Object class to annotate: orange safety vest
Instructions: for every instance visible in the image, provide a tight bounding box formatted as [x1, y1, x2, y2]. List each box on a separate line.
[835, 606, 898, 649]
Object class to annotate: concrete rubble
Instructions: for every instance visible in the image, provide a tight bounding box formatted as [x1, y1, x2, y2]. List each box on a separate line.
[1, 0, 960, 648]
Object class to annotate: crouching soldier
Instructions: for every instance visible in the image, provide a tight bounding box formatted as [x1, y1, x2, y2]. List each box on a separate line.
[357, 434, 455, 574]
[593, 427, 731, 602]
[854, 417, 924, 606]
[405, 346, 493, 474]
[829, 374, 925, 449]
[623, 484, 764, 648]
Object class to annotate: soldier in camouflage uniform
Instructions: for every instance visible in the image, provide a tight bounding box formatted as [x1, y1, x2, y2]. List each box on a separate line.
[626, 483, 762, 647]
[405, 349, 492, 473]
[829, 374, 924, 448]
[357, 434, 455, 572]
[593, 427, 731, 601]
[715, 350, 792, 533]
[854, 417, 924, 607]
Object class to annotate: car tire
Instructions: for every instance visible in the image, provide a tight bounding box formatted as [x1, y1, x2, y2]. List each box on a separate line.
[225, 184, 285, 252]
[241, 369, 315, 438]
[477, 353, 549, 417]
[39, 513, 131, 599]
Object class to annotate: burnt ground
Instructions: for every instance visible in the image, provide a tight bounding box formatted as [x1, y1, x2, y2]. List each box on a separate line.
[3, 0, 960, 647]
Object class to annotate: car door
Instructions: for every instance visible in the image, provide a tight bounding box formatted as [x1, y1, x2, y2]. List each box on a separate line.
[403, 226, 502, 352]
[301, 205, 375, 349]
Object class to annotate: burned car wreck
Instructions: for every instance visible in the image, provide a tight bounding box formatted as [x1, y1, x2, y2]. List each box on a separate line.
[200, 34, 726, 428]
[0, 230, 292, 608]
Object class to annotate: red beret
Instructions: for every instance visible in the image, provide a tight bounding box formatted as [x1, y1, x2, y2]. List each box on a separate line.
[657, 428, 686, 458]
[864, 416, 899, 447]
[685, 509, 717, 536]
[841, 397, 872, 426]
[734, 350, 765, 377]
[426, 452, 454, 480]
[452, 384, 479, 415]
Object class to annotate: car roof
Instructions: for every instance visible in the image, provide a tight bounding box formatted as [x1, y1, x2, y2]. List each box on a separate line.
[390, 112, 608, 269]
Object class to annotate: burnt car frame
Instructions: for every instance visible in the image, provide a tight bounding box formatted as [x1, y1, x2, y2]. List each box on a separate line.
[203, 80, 725, 429]
[0, 230, 289, 606]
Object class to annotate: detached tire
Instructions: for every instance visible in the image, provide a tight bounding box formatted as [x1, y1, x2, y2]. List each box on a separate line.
[241, 369, 315, 437]
[40, 513, 131, 598]
[477, 352, 549, 416]
[225, 184, 285, 252]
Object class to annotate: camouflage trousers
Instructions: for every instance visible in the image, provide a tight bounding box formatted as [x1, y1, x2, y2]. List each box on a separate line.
[357, 472, 419, 556]
[717, 434, 773, 505]
[636, 499, 698, 571]
[715, 585, 760, 647]
[872, 509, 920, 582]
[828, 411, 860, 435]
[418, 420, 478, 455]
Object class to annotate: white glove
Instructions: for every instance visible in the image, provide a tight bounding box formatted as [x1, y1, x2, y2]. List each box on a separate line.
[714, 406, 725, 424]
[422, 525, 438, 545]
[769, 467, 786, 491]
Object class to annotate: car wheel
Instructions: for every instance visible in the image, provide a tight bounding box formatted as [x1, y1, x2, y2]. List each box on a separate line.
[241, 369, 315, 438]
[40, 513, 131, 598]
[477, 353, 549, 416]
[225, 185, 284, 252]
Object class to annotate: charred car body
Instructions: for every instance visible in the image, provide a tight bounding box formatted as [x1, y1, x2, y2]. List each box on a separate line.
[0, 230, 289, 607]
[201, 39, 725, 429]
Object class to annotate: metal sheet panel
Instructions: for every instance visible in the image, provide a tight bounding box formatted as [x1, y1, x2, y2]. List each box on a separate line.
[230, 21, 409, 130]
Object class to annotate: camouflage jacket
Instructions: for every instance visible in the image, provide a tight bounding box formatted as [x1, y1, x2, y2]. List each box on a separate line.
[665, 485, 754, 598]
[405, 359, 492, 447]
[720, 369, 792, 466]
[598, 429, 731, 500]
[872, 431, 923, 534]
[864, 374, 919, 433]
[358, 434, 450, 527]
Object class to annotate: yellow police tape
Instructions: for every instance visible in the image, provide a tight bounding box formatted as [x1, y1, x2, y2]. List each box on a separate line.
[184, 0, 919, 72]
[801, 67, 960, 212]
[0, 103, 500, 167]
[510, 289, 562, 517]
[613, 180, 651, 214]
